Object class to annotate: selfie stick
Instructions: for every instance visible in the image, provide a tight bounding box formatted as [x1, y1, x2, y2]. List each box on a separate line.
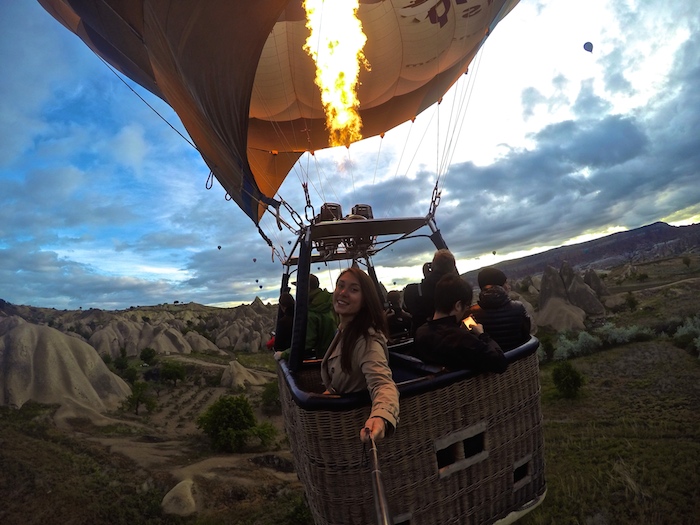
[366, 430, 392, 525]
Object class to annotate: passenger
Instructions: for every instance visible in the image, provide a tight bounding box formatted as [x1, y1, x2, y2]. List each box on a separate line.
[305, 274, 338, 359]
[273, 292, 295, 352]
[385, 290, 412, 343]
[414, 274, 507, 373]
[321, 267, 400, 443]
[404, 249, 459, 334]
[469, 267, 532, 351]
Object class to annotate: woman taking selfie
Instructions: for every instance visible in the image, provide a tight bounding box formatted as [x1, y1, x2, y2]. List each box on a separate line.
[321, 267, 399, 443]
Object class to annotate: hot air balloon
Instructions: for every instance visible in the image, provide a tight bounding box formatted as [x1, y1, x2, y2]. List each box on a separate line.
[38, 0, 522, 228]
[217, 246, 221, 250]
[39, 2, 545, 524]
[584, 41, 593, 53]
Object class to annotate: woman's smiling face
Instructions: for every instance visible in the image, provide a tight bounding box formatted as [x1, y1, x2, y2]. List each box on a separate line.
[333, 271, 363, 320]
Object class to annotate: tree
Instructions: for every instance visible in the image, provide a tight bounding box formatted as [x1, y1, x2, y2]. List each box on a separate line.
[161, 360, 186, 386]
[121, 366, 138, 385]
[261, 380, 281, 415]
[113, 348, 129, 371]
[552, 361, 584, 399]
[140, 347, 157, 365]
[197, 395, 276, 452]
[121, 381, 157, 415]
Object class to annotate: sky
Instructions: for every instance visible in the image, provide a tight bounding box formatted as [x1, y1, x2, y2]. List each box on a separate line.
[1, 0, 699, 311]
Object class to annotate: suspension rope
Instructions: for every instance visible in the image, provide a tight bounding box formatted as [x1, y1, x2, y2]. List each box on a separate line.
[98, 56, 198, 151]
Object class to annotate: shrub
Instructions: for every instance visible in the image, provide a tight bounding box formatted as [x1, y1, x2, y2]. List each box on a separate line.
[537, 333, 556, 362]
[252, 421, 277, 448]
[261, 380, 281, 414]
[139, 347, 157, 365]
[204, 370, 224, 387]
[625, 292, 638, 311]
[114, 348, 129, 371]
[197, 395, 277, 453]
[673, 316, 700, 353]
[554, 331, 602, 360]
[594, 323, 654, 347]
[121, 366, 138, 385]
[552, 361, 584, 399]
[683, 256, 691, 268]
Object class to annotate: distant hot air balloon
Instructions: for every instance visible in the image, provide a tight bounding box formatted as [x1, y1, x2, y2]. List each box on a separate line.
[253, 258, 257, 263]
[255, 279, 259, 283]
[583, 42, 593, 53]
[259, 285, 263, 289]
[217, 246, 221, 250]
[492, 250, 497, 256]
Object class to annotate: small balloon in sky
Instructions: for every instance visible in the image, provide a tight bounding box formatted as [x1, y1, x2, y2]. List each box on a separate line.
[217, 246, 221, 250]
[253, 258, 257, 263]
[255, 279, 259, 283]
[583, 41, 593, 53]
[259, 285, 263, 289]
[492, 250, 497, 256]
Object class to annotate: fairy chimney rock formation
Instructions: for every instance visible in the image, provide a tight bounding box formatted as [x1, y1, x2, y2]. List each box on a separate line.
[559, 261, 576, 289]
[0, 316, 130, 414]
[567, 275, 606, 316]
[535, 297, 586, 331]
[538, 265, 567, 309]
[583, 268, 609, 298]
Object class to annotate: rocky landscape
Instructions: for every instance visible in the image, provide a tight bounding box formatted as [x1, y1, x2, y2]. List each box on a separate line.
[1, 221, 699, 524]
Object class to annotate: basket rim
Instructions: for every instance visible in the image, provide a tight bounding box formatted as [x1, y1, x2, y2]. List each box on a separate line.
[278, 335, 540, 411]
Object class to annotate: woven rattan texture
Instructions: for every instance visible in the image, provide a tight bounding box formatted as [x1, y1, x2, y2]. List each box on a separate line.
[278, 352, 546, 525]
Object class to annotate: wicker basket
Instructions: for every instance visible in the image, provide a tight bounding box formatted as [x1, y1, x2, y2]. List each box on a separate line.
[278, 337, 546, 525]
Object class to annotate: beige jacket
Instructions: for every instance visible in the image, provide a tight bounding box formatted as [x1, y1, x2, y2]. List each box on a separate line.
[321, 327, 400, 429]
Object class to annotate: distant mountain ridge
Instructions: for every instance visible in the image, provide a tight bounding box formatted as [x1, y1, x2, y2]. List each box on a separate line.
[462, 221, 700, 283]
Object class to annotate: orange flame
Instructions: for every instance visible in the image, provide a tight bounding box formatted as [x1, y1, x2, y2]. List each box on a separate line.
[303, 0, 368, 147]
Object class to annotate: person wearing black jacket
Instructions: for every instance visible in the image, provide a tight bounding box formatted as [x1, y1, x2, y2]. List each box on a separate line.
[413, 274, 507, 374]
[469, 267, 532, 351]
[273, 292, 295, 351]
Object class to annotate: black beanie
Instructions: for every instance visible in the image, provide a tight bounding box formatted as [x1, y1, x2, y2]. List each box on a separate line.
[478, 267, 507, 288]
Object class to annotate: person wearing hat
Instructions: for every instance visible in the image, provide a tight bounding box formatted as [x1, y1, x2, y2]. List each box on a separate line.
[469, 267, 532, 351]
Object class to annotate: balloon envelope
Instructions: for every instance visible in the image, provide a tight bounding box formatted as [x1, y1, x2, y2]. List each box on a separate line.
[583, 42, 593, 53]
[38, 0, 521, 224]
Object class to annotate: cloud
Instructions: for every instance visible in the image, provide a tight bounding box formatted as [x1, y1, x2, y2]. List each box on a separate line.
[107, 124, 150, 171]
[2, 0, 700, 310]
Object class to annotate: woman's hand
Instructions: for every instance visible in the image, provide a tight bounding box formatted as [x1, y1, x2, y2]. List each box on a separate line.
[360, 416, 386, 443]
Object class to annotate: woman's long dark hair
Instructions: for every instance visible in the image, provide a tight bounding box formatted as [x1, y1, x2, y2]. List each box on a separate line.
[336, 267, 389, 373]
